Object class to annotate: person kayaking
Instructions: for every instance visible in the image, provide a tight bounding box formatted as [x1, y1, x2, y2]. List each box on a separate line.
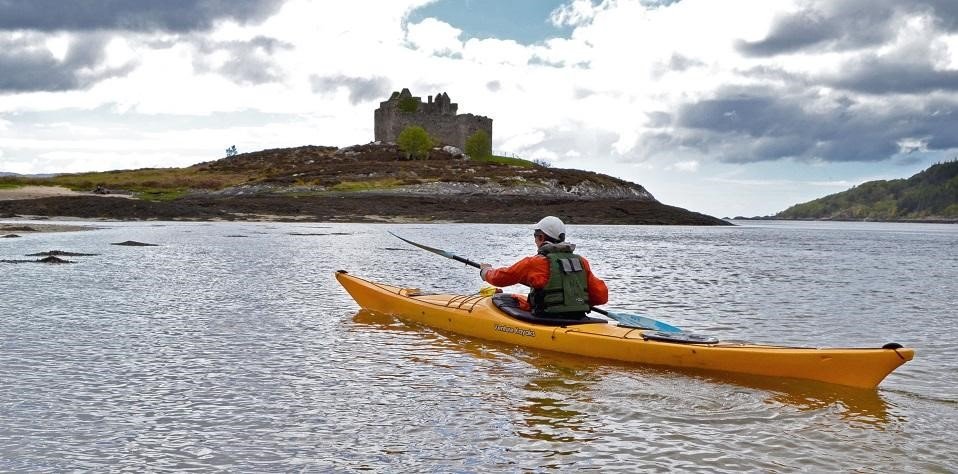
[479, 216, 608, 319]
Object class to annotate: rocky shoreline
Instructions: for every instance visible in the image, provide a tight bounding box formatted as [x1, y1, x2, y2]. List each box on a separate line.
[0, 192, 729, 225]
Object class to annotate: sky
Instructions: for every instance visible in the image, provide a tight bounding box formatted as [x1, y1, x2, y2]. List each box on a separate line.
[1, 0, 957, 217]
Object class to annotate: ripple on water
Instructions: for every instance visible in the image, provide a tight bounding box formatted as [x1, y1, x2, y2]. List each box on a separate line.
[0, 220, 956, 472]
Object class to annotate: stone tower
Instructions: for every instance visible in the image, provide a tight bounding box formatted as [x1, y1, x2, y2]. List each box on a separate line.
[374, 88, 493, 151]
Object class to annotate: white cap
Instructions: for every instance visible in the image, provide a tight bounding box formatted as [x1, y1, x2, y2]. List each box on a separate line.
[533, 216, 566, 241]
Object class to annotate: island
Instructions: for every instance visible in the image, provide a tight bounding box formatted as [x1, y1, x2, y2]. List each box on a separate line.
[0, 143, 727, 225]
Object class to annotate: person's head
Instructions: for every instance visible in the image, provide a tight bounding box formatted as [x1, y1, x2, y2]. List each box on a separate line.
[533, 216, 565, 246]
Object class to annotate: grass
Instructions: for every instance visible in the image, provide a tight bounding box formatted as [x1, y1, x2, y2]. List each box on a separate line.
[331, 178, 404, 192]
[136, 188, 191, 201]
[0, 167, 252, 198]
[473, 154, 536, 168]
[0, 147, 552, 201]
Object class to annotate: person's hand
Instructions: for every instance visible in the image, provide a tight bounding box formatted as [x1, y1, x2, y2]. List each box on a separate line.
[479, 263, 492, 281]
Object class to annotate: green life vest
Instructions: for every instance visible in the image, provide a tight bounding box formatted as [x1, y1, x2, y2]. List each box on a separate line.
[529, 251, 590, 318]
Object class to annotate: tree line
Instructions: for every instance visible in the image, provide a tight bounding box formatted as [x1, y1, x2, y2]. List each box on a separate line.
[777, 160, 958, 220]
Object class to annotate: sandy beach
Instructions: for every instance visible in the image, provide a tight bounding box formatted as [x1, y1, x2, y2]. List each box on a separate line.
[0, 185, 94, 201]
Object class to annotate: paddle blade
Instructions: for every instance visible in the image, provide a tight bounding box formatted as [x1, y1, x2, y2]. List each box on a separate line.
[606, 311, 683, 333]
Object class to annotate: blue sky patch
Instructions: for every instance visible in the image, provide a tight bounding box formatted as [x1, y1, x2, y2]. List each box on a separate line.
[408, 0, 573, 44]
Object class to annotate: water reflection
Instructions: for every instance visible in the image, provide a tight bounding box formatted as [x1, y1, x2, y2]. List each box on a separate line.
[351, 309, 897, 430]
[694, 371, 898, 428]
[517, 367, 602, 444]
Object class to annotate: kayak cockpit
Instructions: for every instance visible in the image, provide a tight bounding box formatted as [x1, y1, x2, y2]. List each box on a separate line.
[491, 293, 608, 327]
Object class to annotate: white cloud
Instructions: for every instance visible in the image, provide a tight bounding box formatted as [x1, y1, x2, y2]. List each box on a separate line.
[549, 0, 601, 28]
[937, 33, 958, 70]
[670, 160, 700, 172]
[45, 34, 71, 61]
[406, 18, 463, 57]
[462, 37, 530, 65]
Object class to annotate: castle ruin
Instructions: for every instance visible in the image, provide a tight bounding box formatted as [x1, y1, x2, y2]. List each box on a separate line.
[374, 88, 493, 151]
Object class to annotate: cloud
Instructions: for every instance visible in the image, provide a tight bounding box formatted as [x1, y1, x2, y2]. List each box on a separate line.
[827, 56, 958, 95]
[0, 33, 135, 92]
[0, 0, 288, 92]
[737, 0, 958, 56]
[192, 36, 292, 85]
[405, 18, 463, 57]
[462, 37, 531, 65]
[0, 0, 285, 32]
[549, 0, 602, 28]
[310, 75, 392, 105]
[669, 160, 700, 172]
[511, 123, 620, 164]
[654, 87, 958, 163]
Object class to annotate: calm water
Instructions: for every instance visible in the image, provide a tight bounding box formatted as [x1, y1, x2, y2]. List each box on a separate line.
[1, 220, 956, 472]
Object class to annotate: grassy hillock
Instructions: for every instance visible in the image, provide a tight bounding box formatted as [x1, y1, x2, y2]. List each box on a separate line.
[776, 160, 958, 220]
[0, 144, 649, 201]
[0, 165, 252, 200]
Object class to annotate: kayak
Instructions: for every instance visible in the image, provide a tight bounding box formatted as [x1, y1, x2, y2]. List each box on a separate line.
[335, 271, 914, 389]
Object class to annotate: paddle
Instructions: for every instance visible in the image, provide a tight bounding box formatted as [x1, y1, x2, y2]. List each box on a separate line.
[589, 307, 682, 333]
[388, 231, 683, 332]
[388, 231, 481, 268]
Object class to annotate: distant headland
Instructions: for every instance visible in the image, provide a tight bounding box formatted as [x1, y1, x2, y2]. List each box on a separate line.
[738, 160, 958, 223]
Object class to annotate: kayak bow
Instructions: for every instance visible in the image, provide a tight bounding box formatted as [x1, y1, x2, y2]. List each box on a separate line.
[335, 271, 914, 389]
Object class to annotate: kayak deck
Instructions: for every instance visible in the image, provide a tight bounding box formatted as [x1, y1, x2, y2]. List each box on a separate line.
[335, 271, 914, 389]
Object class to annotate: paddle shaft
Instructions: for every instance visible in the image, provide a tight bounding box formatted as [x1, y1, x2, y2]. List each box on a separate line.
[389, 231, 480, 268]
[453, 255, 481, 269]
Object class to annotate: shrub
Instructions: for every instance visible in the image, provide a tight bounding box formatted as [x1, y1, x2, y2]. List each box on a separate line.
[225, 145, 238, 157]
[397, 126, 433, 159]
[464, 130, 491, 159]
[398, 96, 419, 113]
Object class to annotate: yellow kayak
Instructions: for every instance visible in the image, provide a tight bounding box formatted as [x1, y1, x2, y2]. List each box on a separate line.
[336, 271, 914, 389]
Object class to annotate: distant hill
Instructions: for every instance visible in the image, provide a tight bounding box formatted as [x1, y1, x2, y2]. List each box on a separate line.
[776, 161, 958, 221]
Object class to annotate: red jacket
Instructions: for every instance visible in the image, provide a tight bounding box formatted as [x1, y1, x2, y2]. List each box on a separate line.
[484, 254, 608, 310]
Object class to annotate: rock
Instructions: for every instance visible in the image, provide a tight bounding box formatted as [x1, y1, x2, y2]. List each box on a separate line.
[111, 240, 159, 246]
[0, 225, 38, 232]
[442, 145, 464, 157]
[1, 234, 20, 238]
[2, 255, 76, 264]
[26, 250, 99, 257]
[288, 232, 353, 236]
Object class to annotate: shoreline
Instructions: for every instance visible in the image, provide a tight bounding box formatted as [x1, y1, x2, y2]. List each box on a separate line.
[0, 222, 102, 234]
[0, 194, 731, 226]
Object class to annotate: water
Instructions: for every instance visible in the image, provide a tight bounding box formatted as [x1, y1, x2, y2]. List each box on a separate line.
[1, 220, 956, 472]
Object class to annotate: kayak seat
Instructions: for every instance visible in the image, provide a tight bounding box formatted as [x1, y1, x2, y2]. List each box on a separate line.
[492, 294, 607, 327]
